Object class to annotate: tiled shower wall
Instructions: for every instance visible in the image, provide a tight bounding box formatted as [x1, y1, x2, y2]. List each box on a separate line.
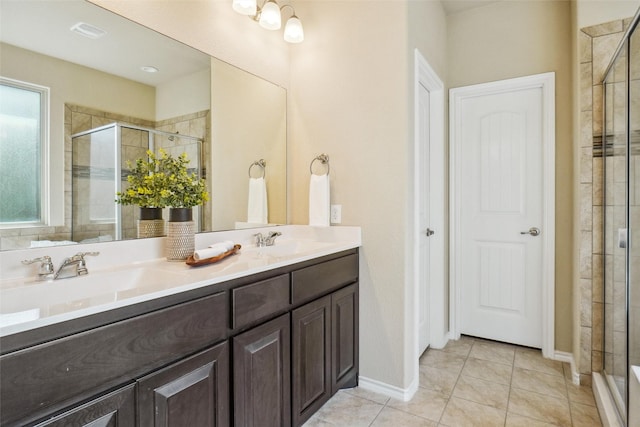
[578, 18, 630, 380]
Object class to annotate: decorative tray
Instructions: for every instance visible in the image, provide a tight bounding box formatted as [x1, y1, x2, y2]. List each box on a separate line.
[185, 244, 242, 267]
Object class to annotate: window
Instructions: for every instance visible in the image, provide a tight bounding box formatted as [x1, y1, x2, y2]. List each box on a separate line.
[0, 77, 49, 226]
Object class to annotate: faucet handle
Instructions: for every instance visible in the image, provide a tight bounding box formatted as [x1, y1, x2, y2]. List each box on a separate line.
[74, 252, 99, 275]
[22, 256, 55, 278]
[74, 251, 100, 259]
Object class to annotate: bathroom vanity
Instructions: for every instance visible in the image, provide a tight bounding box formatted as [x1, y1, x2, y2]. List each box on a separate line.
[0, 226, 360, 427]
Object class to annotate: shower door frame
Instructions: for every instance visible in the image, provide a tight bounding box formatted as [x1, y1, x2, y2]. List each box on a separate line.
[601, 13, 639, 423]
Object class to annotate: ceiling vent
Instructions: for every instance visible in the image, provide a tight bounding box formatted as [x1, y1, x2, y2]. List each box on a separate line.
[70, 22, 107, 39]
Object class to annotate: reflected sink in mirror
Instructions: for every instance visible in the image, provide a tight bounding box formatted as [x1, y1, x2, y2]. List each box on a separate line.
[0, 267, 188, 328]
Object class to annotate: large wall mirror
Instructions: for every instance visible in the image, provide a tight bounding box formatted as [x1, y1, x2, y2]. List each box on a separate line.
[0, 0, 287, 251]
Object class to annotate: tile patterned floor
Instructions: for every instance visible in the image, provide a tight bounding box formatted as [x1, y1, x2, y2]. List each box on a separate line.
[303, 336, 602, 426]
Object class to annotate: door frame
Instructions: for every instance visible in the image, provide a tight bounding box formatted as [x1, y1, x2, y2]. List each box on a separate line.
[449, 72, 556, 358]
[412, 49, 446, 362]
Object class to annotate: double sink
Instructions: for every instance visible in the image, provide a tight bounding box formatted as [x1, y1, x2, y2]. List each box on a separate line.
[0, 233, 357, 335]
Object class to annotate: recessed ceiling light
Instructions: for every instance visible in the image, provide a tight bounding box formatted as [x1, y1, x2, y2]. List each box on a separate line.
[140, 66, 159, 73]
[70, 22, 107, 39]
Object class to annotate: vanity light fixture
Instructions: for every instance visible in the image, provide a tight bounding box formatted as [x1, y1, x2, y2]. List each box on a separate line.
[231, 0, 304, 43]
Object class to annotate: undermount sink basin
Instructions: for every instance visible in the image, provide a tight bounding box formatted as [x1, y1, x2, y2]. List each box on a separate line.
[0, 267, 188, 327]
[244, 240, 335, 258]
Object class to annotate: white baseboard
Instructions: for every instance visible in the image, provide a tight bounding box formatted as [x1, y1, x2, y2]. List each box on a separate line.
[553, 350, 579, 385]
[358, 375, 417, 402]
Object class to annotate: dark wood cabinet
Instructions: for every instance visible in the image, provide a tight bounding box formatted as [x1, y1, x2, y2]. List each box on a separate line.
[137, 342, 229, 427]
[332, 284, 359, 393]
[33, 384, 135, 427]
[233, 314, 291, 427]
[292, 296, 332, 427]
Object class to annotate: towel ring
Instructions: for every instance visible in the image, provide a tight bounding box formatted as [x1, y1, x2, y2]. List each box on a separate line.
[310, 154, 330, 175]
[248, 159, 266, 178]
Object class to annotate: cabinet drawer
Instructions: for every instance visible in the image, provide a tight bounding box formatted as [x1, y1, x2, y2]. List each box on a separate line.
[232, 274, 290, 330]
[291, 254, 358, 305]
[0, 292, 227, 426]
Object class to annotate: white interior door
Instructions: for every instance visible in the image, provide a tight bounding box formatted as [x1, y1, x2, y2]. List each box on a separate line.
[418, 81, 431, 356]
[454, 80, 549, 348]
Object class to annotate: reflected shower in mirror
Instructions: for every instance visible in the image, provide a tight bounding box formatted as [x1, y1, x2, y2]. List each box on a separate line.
[0, 0, 287, 251]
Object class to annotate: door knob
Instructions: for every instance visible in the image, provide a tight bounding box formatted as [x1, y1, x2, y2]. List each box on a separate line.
[425, 228, 435, 237]
[520, 227, 541, 236]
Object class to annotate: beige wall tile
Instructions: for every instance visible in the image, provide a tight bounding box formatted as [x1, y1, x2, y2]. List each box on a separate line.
[582, 20, 623, 38]
[581, 184, 594, 231]
[580, 31, 593, 63]
[580, 279, 593, 327]
[581, 110, 593, 147]
[593, 33, 625, 84]
[581, 63, 593, 111]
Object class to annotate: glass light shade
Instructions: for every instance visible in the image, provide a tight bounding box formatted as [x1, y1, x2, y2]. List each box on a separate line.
[284, 15, 304, 43]
[259, 1, 281, 30]
[232, 0, 257, 16]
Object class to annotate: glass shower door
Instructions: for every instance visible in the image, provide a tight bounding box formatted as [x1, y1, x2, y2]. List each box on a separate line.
[603, 39, 628, 419]
[71, 124, 119, 243]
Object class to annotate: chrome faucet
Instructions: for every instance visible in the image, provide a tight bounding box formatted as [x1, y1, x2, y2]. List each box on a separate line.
[54, 252, 100, 280]
[23, 252, 100, 281]
[254, 231, 282, 247]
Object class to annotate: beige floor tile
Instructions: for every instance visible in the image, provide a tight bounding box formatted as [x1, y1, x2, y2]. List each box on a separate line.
[418, 364, 460, 395]
[571, 401, 603, 427]
[508, 387, 572, 426]
[419, 348, 466, 372]
[512, 367, 568, 399]
[387, 387, 448, 422]
[461, 357, 513, 385]
[514, 348, 564, 377]
[343, 386, 390, 405]
[302, 415, 337, 427]
[440, 397, 506, 427]
[441, 337, 474, 357]
[452, 374, 510, 409]
[505, 413, 560, 426]
[370, 406, 437, 427]
[307, 390, 383, 426]
[567, 383, 597, 407]
[469, 340, 516, 365]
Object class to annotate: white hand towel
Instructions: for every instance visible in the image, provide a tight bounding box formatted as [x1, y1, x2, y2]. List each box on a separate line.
[247, 177, 268, 224]
[209, 240, 235, 252]
[309, 173, 330, 227]
[193, 241, 236, 260]
[193, 247, 227, 261]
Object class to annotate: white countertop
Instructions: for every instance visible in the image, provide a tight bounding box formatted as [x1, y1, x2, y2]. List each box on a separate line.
[0, 225, 361, 337]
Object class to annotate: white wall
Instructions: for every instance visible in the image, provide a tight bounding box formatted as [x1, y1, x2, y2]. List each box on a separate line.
[289, 0, 448, 392]
[156, 68, 210, 121]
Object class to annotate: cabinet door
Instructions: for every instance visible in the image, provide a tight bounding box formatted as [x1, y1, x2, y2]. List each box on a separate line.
[138, 342, 229, 427]
[33, 384, 135, 427]
[233, 313, 291, 427]
[292, 296, 331, 427]
[332, 284, 359, 393]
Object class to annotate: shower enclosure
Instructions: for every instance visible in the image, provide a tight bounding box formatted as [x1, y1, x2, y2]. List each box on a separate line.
[71, 123, 203, 243]
[601, 14, 640, 426]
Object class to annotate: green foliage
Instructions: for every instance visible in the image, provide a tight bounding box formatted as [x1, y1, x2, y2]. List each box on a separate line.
[116, 149, 208, 208]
